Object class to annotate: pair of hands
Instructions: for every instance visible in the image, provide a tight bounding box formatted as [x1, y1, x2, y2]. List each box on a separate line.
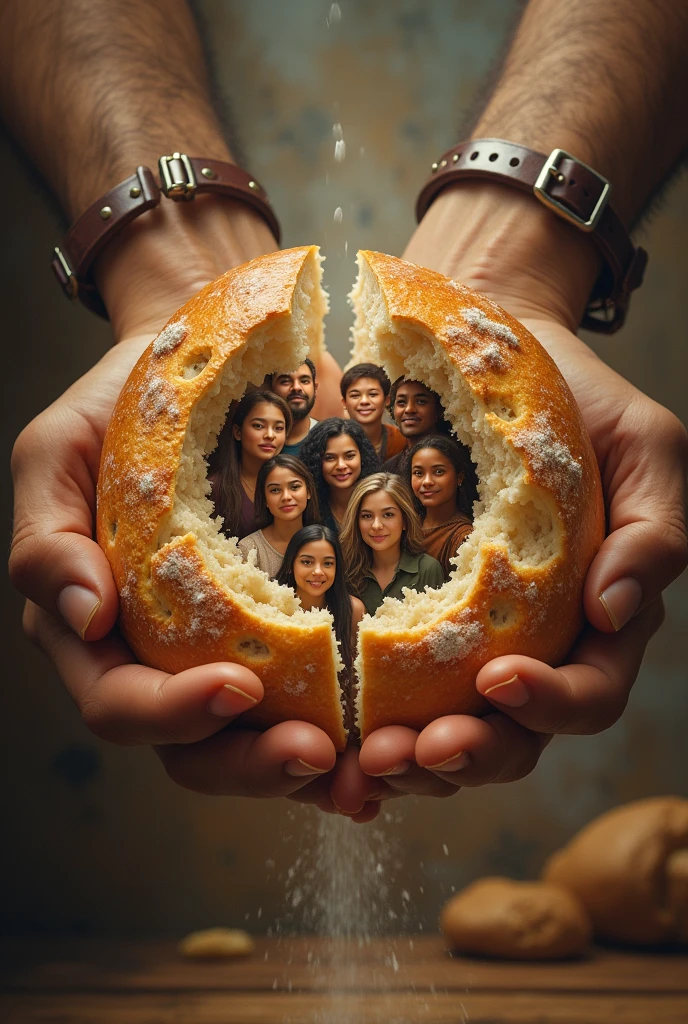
[10, 194, 688, 823]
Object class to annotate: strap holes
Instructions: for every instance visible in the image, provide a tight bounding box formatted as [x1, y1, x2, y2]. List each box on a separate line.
[509, 157, 519, 167]
[470, 151, 479, 160]
[488, 152, 498, 162]
[570, 178, 576, 187]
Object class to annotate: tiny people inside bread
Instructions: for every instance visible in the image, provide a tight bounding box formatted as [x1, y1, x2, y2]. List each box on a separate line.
[96, 247, 604, 748]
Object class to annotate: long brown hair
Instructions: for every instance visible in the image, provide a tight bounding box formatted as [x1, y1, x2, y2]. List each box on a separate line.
[211, 391, 292, 538]
[253, 454, 320, 530]
[339, 472, 424, 596]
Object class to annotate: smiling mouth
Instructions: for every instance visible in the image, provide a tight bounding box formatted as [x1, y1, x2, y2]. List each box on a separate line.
[281, 504, 297, 512]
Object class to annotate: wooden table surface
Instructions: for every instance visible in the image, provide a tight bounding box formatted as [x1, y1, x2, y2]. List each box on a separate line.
[2, 935, 687, 1023]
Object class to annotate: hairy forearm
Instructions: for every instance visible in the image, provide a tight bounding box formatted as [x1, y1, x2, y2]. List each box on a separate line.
[0, 0, 232, 219]
[470, 0, 688, 225]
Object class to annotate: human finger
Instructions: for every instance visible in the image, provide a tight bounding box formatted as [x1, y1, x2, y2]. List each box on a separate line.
[475, 599, 663, 736]
[24, 602, 265, 745]
[416, 713, 548, 787]
[155, 720, 337, 798]
[584, 400, 687, 634]
[358, 726, 461, 798]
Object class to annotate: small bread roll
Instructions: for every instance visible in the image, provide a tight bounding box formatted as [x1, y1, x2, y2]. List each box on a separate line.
[542, 796, 688, 946]
[440, 877, 592, 960]
[97, 247, 603, 748]
[178, 927, 255, 958]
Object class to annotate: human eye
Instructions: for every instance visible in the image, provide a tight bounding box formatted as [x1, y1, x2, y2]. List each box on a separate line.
[412, 467, 422, 476]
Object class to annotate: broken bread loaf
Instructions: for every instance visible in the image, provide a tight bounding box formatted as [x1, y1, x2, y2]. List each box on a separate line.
[97, 246, 604, 748]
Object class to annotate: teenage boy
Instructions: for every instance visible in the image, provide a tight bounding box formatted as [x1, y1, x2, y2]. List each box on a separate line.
[340, 362, 406, 462]
[269, 359, 318, 456]
[382, 377, 450, 475]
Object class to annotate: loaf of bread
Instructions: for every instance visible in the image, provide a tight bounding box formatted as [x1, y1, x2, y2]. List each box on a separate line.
[542, 796, 688, 946]
[440, 877, 592, 959]
[97, 246, 604, 747]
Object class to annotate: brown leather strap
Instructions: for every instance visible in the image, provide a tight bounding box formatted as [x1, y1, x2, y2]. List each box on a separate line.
[415, 139, 648, 334]
[51, 154, 281, 319]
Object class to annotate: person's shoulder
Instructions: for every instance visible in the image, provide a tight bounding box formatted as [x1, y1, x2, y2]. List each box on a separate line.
[418, 551, 445, 584]
[237, 530, 261, 553]
[381, 449, 407, 475]
[384, 423, 408, 459]
[350, 595, 366, 624]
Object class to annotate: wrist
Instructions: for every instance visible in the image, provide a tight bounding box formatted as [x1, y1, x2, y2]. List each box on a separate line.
[404, 182, 603, 332]
[94, 196, 278, 340]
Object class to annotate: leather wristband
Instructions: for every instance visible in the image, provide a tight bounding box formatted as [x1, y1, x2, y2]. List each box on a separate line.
[416, 138, 648, 334]
[51, 153, 281, 318]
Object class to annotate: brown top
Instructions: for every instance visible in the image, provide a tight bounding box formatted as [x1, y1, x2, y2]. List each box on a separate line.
[422, 514, 473, 579]
[378, 423, 408, 461]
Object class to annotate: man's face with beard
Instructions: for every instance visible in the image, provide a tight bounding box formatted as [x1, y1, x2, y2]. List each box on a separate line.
[271, 364, 317, 423]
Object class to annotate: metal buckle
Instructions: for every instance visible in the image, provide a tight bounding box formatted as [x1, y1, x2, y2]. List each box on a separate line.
[158, 152, 197, 200]
[533, 148, 610, 232]
[52, 247, 78, 299]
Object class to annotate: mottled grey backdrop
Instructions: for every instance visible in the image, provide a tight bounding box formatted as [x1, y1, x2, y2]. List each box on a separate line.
[2, 0, 686, 936]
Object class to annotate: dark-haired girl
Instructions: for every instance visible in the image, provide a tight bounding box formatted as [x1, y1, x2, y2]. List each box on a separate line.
[276, 525, 364, 674]
[208, 391, 292, 540]
[408, 434, 477, 578]
[237, 455, 320, 578]
[299, 417, 379, 532]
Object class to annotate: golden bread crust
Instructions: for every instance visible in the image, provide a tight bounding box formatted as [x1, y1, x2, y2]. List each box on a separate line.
[97, 247, 346, 750]
[353, 251, 604, 737]
[97, 246, 603, 752]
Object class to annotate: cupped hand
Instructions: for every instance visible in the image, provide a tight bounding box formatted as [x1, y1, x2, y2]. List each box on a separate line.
[9, 204, 348, 800]
[328, 187, 688, 807]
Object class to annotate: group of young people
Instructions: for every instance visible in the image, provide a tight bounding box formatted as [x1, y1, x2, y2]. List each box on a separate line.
[207, 360, 478, 673]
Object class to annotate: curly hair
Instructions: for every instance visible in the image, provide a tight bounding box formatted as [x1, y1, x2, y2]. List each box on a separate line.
[339, 472, 424, 597]
[407, 434, 479, 520]
[298, 417, 380, 530]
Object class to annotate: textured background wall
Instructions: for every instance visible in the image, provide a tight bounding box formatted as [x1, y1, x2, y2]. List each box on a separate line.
[2, 0, 687, 937]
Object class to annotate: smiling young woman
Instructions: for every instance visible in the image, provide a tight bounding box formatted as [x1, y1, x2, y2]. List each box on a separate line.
[339, 472, 444, 616]
[299, 417, 380, 532]
[276, 524, 364, 676]
[408, 435, 478, 579]
[237, 455, 320, 578]
[208, 391, 292, 540]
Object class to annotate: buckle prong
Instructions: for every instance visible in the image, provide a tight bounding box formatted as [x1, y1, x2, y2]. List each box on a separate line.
[158, 152, 197, 200]
[534, 148, 610, 232]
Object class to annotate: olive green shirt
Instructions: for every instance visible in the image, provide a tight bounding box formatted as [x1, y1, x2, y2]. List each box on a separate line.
[360, 549, 444, 616]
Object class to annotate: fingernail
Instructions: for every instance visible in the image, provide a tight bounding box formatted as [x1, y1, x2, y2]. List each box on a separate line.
[425, 751, 471, 772]
[376, 761, 411, 777]
[599, 577, 642, 631]
[332, 797, 364, 816]
[206, 684, 259, 717]
[484, 674, 529, 707]
[283, 759, 329, 777]
[56, 585, 101, 639]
